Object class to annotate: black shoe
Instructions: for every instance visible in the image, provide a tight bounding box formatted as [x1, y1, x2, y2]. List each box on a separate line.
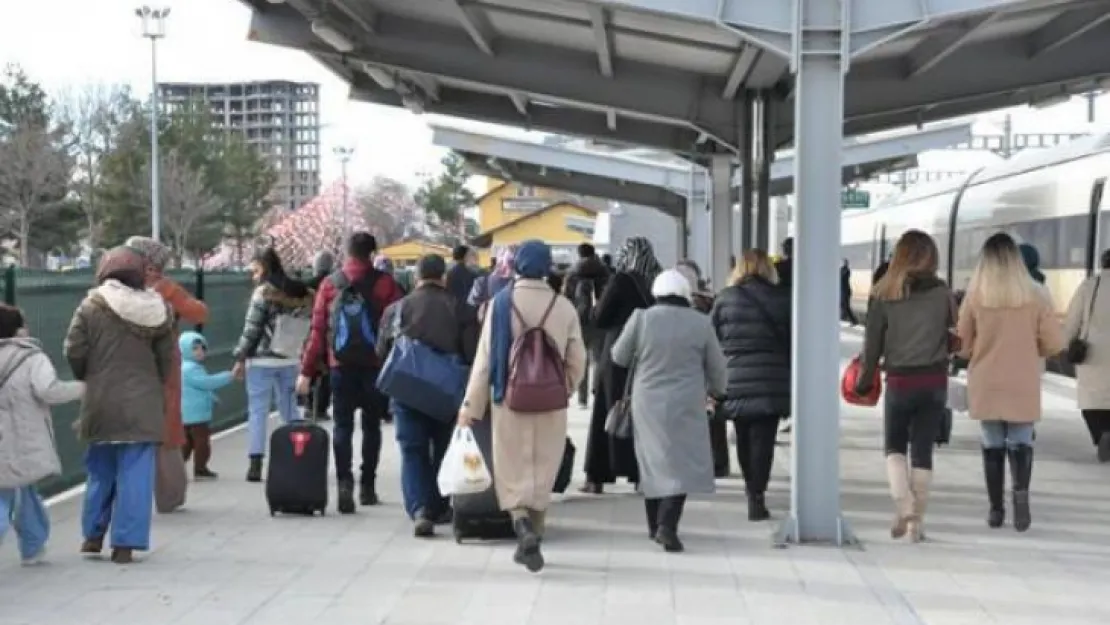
[645, 498, 660, 540]
[433, 509, 453, 525]
[1007, 445, 1034, 532]
[1098, 433, 1110, 463]
[359, 483, 380, 506]
[413, 509, 435, 538]
[337, 480, 356, 514]
[512, 517, 544, 573]
[982, 448, 1006, 529]
[578, 482, 603, 495]
[245, 456, 263, 483]
[654, 527, 684, 552]
[747, 493, 770, 522]
[194, 468, 219, 481]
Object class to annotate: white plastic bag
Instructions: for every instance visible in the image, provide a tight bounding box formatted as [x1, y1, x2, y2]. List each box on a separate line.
[437, 426, 493, 496]
[947, 377, 969, 413]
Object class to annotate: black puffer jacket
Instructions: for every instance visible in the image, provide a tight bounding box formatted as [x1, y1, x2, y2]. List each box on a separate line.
[710, 276, 792, 420]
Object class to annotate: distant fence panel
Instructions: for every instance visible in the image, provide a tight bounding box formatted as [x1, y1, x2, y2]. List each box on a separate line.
[1, 267, 253, 496]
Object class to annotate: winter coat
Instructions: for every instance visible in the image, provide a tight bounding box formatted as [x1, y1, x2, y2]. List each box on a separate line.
[233, 282, 315, 364]
[64, 280, 177, 444]
[564, 255, 610, 347]
[300, 259, 405, 376]
[711, 276, 792, 420]
[611, 302, 727, 498]
[460, 279, 586, 511]
[179, 331, 235, 426]
[0, 338, 84, 488]
[858, 275, 953, 386]
[377, 282, 479, 364]
[1064, 270, 1110, 409]
[957, 292, 1064, 423]
[153, 277, 208, 448]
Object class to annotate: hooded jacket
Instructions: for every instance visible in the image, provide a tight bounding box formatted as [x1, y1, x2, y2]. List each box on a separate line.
[179, 331, 235, 426]
[233, 282, 315, 363]
[0, 338, 85, 488]
[64, 280, 177, 444]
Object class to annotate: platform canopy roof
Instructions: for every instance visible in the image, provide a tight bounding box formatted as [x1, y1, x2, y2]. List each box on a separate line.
[241, 0, 1110, 155]
[431, 122, 972, 216]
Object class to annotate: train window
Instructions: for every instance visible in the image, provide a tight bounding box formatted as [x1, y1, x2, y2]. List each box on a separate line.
[1099, 211, 1110, 257]
[1061, 214, 1089, 269]
[1023, 220, 1059, 271]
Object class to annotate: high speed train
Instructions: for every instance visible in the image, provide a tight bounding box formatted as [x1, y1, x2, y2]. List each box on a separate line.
[842, 131, 1110, 321]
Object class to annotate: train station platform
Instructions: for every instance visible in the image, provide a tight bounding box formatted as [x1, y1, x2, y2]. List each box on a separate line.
[3, 332, 1110, 625]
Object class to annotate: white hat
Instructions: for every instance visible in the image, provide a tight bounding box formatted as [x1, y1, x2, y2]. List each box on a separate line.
[651, 268, 693, 303]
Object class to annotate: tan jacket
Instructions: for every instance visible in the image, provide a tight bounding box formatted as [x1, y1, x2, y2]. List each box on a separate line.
[65, 281, 177, 444]
[461, 279, 586, 511]
[1063, 271, 1110, 409]
[957, 294, 1064, 423]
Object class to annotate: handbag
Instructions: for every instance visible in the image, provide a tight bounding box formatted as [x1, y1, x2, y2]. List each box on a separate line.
[376, 301, 469, 421]
[841, 355, 881, 407]
[604, 361, 635, 439]
[1068, 275, 1101, 364]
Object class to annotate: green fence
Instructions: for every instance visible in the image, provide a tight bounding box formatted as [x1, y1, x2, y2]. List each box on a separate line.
[2, 267, 254, 497]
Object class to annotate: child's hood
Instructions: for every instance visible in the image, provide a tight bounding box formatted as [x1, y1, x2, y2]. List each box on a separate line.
[0, 337, 42, 381]
[178, 331, 207, 362]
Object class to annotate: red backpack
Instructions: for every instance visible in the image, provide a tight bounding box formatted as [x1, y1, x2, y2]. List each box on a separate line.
[504, 294, 568, 413]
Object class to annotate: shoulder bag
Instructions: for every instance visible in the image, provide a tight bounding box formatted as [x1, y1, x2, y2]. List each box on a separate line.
[1068, 275, 1101, 364]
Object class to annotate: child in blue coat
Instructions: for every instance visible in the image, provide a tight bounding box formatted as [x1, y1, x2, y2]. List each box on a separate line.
[180, 331, 235, 480]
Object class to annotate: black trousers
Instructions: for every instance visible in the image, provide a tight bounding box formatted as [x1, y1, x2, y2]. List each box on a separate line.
[734, 417, 779, 495]
[306, 371, 331, 418]
[1081, 409, 1110, 446]
[883, 384, 946, 469]
[644, 495, 687, 535]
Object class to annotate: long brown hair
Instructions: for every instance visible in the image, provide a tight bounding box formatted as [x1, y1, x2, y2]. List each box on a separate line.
[872, 230, 938, 301]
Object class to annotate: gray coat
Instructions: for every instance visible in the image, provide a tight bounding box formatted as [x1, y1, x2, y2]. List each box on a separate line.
[611, 303, 728, 498]
[0, 338, 84, 488]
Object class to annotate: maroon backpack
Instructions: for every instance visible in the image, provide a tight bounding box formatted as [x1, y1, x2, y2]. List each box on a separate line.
[504, 294, 569, 413]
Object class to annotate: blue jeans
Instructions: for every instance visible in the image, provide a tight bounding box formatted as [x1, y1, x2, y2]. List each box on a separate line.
[0, 486, 49, 560]
[331, 367, 387, 485]
[81, 443, 156, 550]
[247, 364, 301, 456]
[394, 404, 453, 519]
[980, 421, 1035, 450]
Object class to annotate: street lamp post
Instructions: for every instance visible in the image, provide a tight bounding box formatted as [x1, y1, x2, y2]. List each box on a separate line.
[136, 5, 170, 242]
[333, 146, 355, 250]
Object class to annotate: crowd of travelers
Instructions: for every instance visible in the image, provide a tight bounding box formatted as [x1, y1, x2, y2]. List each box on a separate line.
[0, 223, 1106, 573]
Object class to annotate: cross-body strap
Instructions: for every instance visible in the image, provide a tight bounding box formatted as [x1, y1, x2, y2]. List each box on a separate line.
[735, 286, 788, 348]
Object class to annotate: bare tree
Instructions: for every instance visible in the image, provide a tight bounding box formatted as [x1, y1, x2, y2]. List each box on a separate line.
[355, 175, 425, 245]
[56, 84, 138, 252]
[143, 149, 220, 267]
[0, 122, 73, 265]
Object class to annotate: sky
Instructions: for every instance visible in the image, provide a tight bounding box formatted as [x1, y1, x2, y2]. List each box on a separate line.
[3, 0, 1110, 194]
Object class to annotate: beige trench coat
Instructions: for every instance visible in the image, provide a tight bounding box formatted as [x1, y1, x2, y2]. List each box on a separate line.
[461, 279, 586, 512]
[956, 294, 1064, 423]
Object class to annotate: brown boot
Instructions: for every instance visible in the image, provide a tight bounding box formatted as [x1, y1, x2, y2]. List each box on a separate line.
[885, 454, 916, 539]
[110, 548, 134, 564]
[908, 468, 933, 542]
[80, 537, 103, 555]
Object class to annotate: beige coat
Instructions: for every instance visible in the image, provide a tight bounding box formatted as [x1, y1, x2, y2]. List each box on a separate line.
[957, 294, 1064, 423]
[461, 279, 586, 512]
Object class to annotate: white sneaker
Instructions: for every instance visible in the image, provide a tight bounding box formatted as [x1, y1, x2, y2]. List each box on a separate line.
[21, 548, 46, 566]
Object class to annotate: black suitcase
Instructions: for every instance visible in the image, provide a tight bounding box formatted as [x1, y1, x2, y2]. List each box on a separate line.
[552, 437, 575, 494]
[266, 421, 330, 516]
[452, 415, 515, 542]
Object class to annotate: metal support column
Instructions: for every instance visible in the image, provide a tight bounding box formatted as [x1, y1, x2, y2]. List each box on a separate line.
[756, 91, 775, 251]
[738, 92, 755, 252]
[774, 0, 855, 547]
[709, 154, 734, 290]
[676, 204, 689, 260]
[688, 165, 711, 276]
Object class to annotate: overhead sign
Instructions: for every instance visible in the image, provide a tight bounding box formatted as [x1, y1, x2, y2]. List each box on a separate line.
[841, 188, 871, 209]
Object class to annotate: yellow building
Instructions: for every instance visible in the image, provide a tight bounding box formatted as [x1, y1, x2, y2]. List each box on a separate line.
[471, 179, 597, 267]
[378, 238, 453, 271]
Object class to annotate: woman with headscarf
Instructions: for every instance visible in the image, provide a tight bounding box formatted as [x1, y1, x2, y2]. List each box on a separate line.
[611, 269, 727, 551]
[65, 246, 176, 564]
[458, 240, 586, 573]
[468, 244, 518, 319]
[580, 237, 662, 494]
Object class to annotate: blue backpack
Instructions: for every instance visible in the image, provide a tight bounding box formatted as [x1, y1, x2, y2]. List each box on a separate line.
[328, 270, 383, 368]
